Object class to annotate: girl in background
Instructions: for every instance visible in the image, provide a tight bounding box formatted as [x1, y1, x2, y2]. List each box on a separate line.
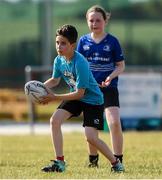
[77, 5, 125, 168]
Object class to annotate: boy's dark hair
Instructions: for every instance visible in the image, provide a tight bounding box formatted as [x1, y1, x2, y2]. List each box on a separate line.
[56, 24, 78, 44]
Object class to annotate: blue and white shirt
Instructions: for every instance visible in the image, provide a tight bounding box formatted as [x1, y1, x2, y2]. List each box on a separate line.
[52, 51, 103, 105]
[77, 33, 124, 88]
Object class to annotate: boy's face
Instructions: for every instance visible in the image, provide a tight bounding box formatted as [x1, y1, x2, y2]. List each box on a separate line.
[56, 35, 74, 57]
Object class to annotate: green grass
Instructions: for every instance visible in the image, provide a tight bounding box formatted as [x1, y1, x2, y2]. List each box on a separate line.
[108, 21, 162, 45]
[0, 131, 162, 179]
[1, 0, 162, 49]
[1, 19, 162, 49]
[0, 20, 39, 48]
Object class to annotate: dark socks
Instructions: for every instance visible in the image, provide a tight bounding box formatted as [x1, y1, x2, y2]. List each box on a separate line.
[89, 154, 99, 163]
[114, 154, 123, 163]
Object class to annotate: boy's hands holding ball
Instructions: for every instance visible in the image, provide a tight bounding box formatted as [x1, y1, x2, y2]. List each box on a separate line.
[39, 86, 56, 104]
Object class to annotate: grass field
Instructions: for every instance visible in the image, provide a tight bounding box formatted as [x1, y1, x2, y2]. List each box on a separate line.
[1, 0, 162, 48]
[0, 131, 162, 179]
[1, 20, 162, 48]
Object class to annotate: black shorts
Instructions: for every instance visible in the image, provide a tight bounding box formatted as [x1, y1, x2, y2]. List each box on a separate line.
[58, 100, 104, 130]
[100, 87, 120, 108]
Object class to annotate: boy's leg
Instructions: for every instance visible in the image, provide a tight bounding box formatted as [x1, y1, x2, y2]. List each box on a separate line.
[88, 143, 99, 167]
[85, 127, 124, 172]
[83, 103, 103, 167]
[50, 109, 72, 158]
[85, 127, 116, 163]
[42, 100, 82, 173]
[42, 109, 72, 172]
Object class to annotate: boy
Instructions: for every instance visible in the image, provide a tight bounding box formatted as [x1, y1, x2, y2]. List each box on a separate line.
[40, 24, 124, 173]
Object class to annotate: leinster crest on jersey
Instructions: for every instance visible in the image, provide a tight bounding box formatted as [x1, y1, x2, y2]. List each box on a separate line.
[103, 45, 110, 52]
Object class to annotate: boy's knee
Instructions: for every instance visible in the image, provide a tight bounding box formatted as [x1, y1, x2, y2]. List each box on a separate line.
[50, 117, 54, 126]
[50, 117, 60, 128]
[86, 136, 96, 145]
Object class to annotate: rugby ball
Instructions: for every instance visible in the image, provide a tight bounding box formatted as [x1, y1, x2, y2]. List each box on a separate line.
[24, 80, 48, 103]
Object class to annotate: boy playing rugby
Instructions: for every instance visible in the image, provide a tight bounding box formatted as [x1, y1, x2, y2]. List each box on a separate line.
[40, 24, 124, 173]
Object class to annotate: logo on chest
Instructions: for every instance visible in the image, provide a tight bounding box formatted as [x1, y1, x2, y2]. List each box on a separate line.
[103, 45, 110, 52]
[64, 70, 72, 77]
[63, 70, 76, 90]
[83, 45, 90, 51]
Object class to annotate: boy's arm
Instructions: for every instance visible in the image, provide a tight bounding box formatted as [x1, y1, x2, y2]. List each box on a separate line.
[40, 88, 85, 104]
[54, 88, 85, 101]
[44, 77, 60, 89]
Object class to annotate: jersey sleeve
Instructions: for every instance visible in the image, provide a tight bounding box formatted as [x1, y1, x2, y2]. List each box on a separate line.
[52, 56, 62, 78]
[113, 38, 125, 62]
[76, 37, 84, 54]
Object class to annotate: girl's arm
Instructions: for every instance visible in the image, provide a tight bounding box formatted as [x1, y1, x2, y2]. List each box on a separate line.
[102, 60, 125, 87]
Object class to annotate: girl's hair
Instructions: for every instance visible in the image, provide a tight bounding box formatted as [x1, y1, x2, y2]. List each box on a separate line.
[56, 24, 78, 44]
[86, 5, 111, 21]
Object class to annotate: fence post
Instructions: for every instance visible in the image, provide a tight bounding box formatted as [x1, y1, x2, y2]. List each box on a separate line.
[25, 65, 36, 134]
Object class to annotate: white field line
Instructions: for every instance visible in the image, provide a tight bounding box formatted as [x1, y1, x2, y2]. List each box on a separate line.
[0, 122, 83, 135]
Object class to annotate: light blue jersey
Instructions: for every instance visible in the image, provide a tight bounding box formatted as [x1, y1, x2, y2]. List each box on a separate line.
[52, 51, 103, 105]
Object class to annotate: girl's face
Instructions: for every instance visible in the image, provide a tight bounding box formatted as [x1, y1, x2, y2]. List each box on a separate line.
[56, 35, 73, 57]
[87, 11, 107, 34]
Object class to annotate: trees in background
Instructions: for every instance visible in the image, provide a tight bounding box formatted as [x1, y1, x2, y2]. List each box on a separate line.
[0, 0, 162, 87]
